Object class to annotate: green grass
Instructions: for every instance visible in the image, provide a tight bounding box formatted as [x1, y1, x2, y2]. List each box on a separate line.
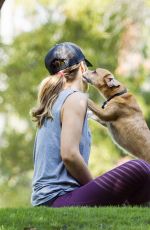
[0, 207, 149, 230]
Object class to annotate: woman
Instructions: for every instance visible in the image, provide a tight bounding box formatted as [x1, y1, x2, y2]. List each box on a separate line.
[31, 42, 150, 207]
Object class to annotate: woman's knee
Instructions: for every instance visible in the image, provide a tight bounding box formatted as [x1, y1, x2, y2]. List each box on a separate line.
[125, 159, 150, 178]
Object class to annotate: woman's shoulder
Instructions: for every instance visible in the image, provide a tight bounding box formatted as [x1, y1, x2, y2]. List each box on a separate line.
[62, 91, 88, 113]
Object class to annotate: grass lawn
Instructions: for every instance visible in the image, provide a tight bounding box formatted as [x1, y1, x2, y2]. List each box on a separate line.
[0, 207, 149, 230]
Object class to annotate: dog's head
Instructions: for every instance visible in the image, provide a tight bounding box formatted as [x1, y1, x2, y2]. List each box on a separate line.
[83, 68, 120, 89]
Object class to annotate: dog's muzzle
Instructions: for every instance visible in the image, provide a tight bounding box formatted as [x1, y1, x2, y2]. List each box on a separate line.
[82, 76, 93, 85]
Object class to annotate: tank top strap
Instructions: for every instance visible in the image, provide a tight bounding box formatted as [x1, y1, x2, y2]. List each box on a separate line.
[52, 88, 79, 112]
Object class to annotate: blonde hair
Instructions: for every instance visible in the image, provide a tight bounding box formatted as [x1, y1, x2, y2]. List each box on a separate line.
[31, 63, 81, 127]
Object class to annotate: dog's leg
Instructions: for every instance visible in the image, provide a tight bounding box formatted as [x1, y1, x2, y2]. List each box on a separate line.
[88, 99, 119, 122]
[87, 109, 107, 126]
[90, 113, 107, 127]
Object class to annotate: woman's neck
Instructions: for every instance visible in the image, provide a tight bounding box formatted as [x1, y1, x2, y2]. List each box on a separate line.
[63, 79, 83, 92]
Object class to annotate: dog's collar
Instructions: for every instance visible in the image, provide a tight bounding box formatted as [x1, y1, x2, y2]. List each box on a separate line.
[102, 88, 127, 109]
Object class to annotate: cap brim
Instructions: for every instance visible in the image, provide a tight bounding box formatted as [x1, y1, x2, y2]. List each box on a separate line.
[85, 58, 93, 67]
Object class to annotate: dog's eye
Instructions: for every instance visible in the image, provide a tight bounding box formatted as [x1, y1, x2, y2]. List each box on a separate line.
[108, 77, 114, 81]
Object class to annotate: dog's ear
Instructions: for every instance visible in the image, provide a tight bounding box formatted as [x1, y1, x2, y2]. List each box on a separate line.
[105, 76, 120, 88]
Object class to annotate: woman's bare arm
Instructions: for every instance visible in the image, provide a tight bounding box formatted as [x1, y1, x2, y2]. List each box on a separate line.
[61, 92, 93, 185]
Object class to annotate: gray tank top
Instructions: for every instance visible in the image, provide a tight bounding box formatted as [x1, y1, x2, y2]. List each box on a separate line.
[31, 88, 91, 206]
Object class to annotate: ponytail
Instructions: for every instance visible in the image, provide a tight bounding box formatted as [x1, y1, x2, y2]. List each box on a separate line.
[31, 75, 65, 127]
[31, 63, 81, 127]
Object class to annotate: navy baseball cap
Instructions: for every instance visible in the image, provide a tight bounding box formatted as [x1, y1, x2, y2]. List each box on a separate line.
[44, 42, 92, 74]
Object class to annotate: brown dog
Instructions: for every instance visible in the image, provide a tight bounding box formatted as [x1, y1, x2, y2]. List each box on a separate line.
[83, 68, 150, 162]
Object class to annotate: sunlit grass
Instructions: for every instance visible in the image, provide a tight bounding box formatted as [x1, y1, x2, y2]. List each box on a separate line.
[0, 207, 149, 230]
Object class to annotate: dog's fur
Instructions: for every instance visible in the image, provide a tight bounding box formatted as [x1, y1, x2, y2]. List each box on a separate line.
[83, 68, 150, 162]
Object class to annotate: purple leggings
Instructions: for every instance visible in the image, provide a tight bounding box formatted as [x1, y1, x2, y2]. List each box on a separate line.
[45, 159, 150, 207]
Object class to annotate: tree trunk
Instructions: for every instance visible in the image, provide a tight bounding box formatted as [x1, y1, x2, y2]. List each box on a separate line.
[0, 0, 5, 10]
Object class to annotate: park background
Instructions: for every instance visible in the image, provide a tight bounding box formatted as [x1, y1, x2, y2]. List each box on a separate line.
[0, 0, 150, 208]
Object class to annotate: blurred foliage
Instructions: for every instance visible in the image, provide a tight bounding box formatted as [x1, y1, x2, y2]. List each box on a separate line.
[0, 0, 150, 207]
